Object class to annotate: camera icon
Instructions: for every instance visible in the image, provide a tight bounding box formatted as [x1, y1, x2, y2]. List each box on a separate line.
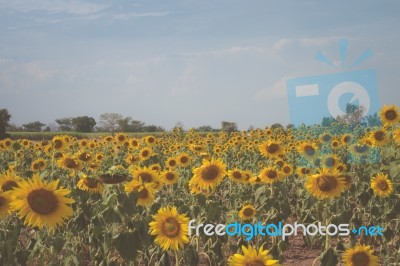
[286, 69, 380, 126]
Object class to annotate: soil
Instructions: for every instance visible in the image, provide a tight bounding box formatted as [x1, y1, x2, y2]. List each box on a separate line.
[281, 234, 321, 266]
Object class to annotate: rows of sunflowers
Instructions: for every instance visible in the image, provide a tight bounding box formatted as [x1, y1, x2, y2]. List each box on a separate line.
[0, 105, 399, 265]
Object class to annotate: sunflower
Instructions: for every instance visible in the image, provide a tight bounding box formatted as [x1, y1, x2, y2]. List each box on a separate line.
[125, 154, 140, 165]
[52, 136, 67, 151]
[0, 169, 21, 192]
[130, 166, 160, 187]
[320, 132, 332, 144]
[149, 164, 162, 172]
[342, 245, 379, 266]
[259, 141, 284, 159]
[58, 155, 82, 171]
[370, 173, 393, 197]
[149, 206, 189, 251]
[380, 105, 400, 126]
[77, 151, 92, 162]
[369, 129, 388, 146]
[10, 174, 74, 231]
[0, 192, 12, 219]
[165, 157, 178, 169]
[320, 154, 340, 168]
[115, 133, 128, 143]
[298, 142, 318, 160]
[349, 143, 371, 157]
[77, 176, 104, 193]
[161, 170, 180, 185]
[129, 138, 140, 149]
[259, 166, 284, 184]
[144, 135, 156, 146]
[305, 168, 345, 199]
[139, 147, 153, 161]
[228, 168, 246, 183]
[228, 245, 280, 266]
[238, 204, 256, 221]
[177, 153, 192, 167]
[341, 134, 354, 145]
[393, 128, 400, 144]
[281, 164, 294, 177]
[191, 158, 226, 191]
[136, 184, 156, 206]
[31, 158, 47, 172]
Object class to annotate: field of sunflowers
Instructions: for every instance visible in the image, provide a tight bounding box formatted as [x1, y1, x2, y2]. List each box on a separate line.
[0, 105, 399, 266]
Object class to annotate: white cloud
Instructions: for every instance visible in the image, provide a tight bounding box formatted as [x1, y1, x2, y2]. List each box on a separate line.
[0, 0, 108, 15]
[113, 12, 170, 20]
[254, 76, 292, 100]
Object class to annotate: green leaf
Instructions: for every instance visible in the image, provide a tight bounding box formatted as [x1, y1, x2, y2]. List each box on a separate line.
[112, 231, 140, 261]
[320, 247, 339, 266]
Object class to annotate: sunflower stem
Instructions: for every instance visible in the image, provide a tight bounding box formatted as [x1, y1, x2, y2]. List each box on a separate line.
[174, 250, 179, 266]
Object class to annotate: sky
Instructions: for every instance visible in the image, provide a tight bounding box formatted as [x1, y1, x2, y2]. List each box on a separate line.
[0, 0, 399, 130]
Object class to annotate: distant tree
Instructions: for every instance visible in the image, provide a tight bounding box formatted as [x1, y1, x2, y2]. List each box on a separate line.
[43, 126, 51, 132]
[6, 123, 23, 132]
[72, 116, 96, 133]
[22, 121, 46, 132]
[143, 125, 165, 132]
[336, 104, 365, 125]
[0, 109, 11, 139]
[99, 113, 124, 132]
[322, 116, 336, 127]
[55, 118, 73, 131]
[221, 121, 237, 134]
[196, 125, 216, 132]
[130, 120, 145, 132]
[271, 123, 284, 129]
[286, 124, 295, 129]
[117, 117, 133, 132]
[366, 113, 381, 127]
[248, 125, 255, 131]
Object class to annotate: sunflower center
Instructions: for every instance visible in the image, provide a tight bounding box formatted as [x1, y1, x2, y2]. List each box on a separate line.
[162, 217, 180, 238]
[78, 152, 91, 162]
[180, 157, 188, 164]
[305, 146, 315, 156]
[2, 180, 19, 191]
[351, 251, 370, 266]
[324, 158, 336, 167]
[142, 150, 149, 157]
[232, 171, 242, 179]
[377, 180, 389, 191]
[168, 160, 177, 167]
[139, 173, 153, 183]
[385, 110, 397, 120]
[166, 173, 176, 181]
[201, 165, 219, 180]
[243, 207, 254, 217]
[355, 145, 369, 153]
[283, 166, 291, 174]
[27, 189, 58, 215]
[301, 168, 310, 175]
[54, 140, 63, 149]
[316, 175, 338, 192]
[83, 178, 99, 188]
[138, 188, 149, 198]
[322, 135, 331, 142]
[374, 131, 385, 141]
[64, 158, 78, 169]
[267, 144, 279, 153]
[266, 170, 277, 179]
[246, 260, 265, 266]
[343, 136, 351, 143]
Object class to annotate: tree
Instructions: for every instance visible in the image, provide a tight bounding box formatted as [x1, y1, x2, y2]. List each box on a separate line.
[72, 116, 96, 133]
[221, 121, 237, 134]
[196, 125, 216, 132]
[366, 113, 381, 127]
[99, 113, 124, 132]
[0, 109, 11, 139]
[322, 116, 336, 127]
[336, 103, 365, 125]
[22, 121, 46, 132]
[271, 123, 284, 129]
[143, 125, 165, 132]
[55, 118, 73, 131]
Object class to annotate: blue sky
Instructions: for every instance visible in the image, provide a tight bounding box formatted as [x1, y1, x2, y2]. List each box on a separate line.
[0, 0, 399, 130]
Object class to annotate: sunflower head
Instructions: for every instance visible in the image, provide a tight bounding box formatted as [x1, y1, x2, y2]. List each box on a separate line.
[342, 245, 379, 266]
[380, 105, 400, 126]
[371, 173, 393, 197]
[191, 158, 226, 191]
[238, 204, 256, 221]
[149, 206, 189, 251]
[228, 245, 280, 266]
[305, 168, 345, 199]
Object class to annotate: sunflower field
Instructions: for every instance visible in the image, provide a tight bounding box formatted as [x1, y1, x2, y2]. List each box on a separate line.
[0, 105, 400, 266]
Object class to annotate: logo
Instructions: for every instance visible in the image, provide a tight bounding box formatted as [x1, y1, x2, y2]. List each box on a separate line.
[286, 39, 380, 126]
